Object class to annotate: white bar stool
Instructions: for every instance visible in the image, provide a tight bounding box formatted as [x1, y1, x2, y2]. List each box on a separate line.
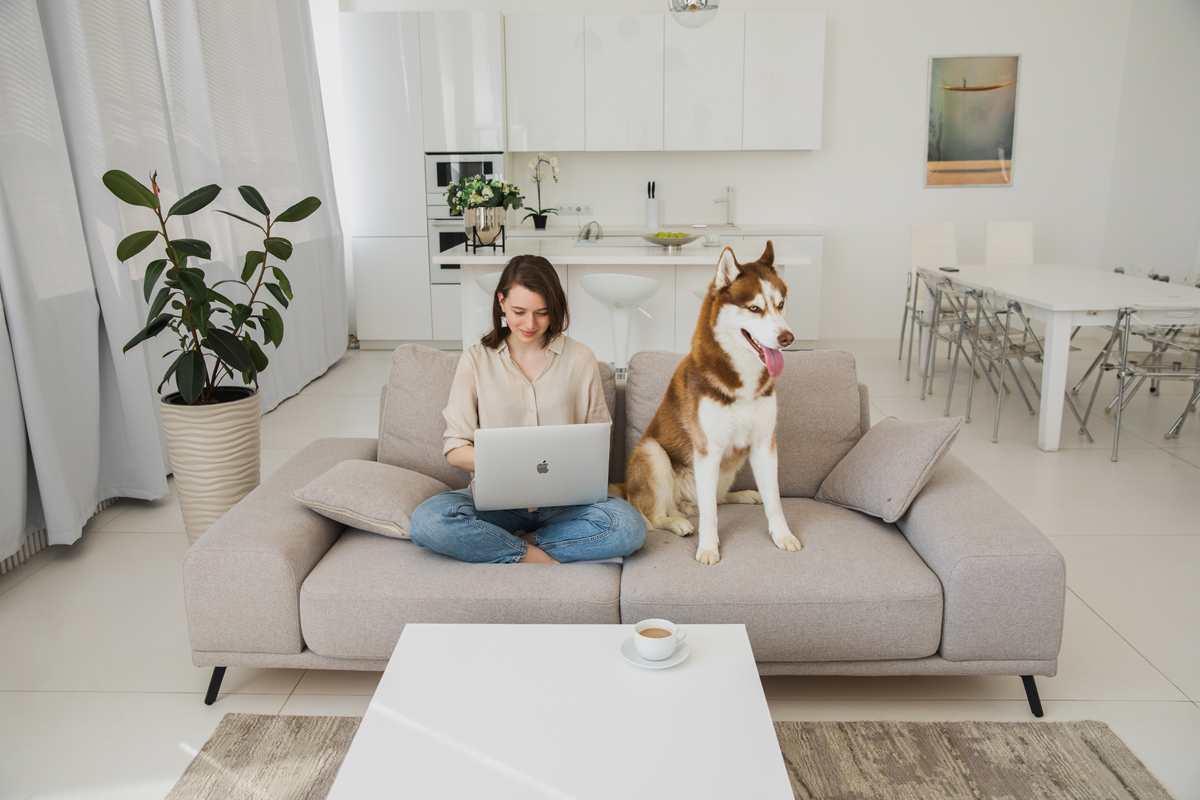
[580, 273, 662, 378]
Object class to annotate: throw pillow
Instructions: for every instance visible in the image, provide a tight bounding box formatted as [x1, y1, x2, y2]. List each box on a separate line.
[815, 416, 964, 523]
[293, 460, 451, 539]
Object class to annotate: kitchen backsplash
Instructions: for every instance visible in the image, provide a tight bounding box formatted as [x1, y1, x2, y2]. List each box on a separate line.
[507, 150, 822, 229]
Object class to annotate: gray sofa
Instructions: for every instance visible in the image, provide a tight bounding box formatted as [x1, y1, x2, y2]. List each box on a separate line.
[184, 345, 1066, 714]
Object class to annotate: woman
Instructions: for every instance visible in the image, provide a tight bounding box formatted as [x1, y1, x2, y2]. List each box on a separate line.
[409, 255, 647, 564]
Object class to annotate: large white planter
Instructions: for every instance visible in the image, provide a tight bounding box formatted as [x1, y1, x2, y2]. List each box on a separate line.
[160, 389, 261, 546]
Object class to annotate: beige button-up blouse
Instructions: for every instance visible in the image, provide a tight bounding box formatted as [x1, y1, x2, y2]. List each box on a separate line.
[442, 334, 611, 455]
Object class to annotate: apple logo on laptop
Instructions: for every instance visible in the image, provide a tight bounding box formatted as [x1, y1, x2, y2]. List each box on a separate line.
[537, 460, 549, 474]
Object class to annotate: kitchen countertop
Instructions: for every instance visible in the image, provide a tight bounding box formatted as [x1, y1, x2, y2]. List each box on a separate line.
[506, 223, 826, 238]
[432, 238, 813, 266]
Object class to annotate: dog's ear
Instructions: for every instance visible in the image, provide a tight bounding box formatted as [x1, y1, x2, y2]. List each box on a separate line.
[759, 240, 776, 268]
[714, 247, 740, 289]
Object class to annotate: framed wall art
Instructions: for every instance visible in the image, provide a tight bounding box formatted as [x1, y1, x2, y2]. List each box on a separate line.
[926, 55, 1020, 187]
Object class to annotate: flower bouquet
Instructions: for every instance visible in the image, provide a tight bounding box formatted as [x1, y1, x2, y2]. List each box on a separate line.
[445, 175, 524, 246]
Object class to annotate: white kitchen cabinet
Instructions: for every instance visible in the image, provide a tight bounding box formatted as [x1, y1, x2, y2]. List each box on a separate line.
[664, 13, 744, 151]
[354, 237, 433, 342]
[739, 236, 823, 340]
[340, 13, 426, 237]
[419, 11, 505, 153]
[584, 15, 664, 152]
[742, 12, 825, 150]
[506, 15, 585, 152]
[430, 285, 463, 342]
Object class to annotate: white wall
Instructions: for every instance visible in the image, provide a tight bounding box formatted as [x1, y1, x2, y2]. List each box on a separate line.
[1101, 0, 1200, 283]
[332, 0, 1199, 339]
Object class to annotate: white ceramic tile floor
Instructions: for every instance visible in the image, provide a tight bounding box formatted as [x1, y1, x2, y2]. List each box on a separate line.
[0, 341, 1197, 799]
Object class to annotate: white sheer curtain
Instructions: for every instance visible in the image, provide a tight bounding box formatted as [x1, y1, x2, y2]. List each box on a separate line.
[0, 0, 346, 562]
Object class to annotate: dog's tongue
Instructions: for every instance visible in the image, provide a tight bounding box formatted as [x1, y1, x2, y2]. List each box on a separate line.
[763, 346, 784, 377]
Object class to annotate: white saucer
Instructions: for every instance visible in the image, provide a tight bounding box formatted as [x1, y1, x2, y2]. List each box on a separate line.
[702, 241, 723, 247]
[620, 637, 690, 669]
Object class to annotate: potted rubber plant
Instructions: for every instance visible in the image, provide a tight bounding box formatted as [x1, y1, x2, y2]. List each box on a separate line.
[522, 153, 559, 229]
[104, 169, 320, 545]
[444, 174, 524, 244]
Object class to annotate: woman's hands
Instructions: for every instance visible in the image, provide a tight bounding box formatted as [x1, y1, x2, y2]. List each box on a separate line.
[446, 444, 475, 472]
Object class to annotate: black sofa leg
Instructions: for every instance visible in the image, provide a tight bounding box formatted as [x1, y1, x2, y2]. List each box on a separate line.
[1021, 675, 1044, 718]
[204, 667, 227, 706]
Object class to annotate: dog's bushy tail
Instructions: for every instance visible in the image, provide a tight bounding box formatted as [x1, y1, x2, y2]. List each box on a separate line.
[607, 483, 627, 501]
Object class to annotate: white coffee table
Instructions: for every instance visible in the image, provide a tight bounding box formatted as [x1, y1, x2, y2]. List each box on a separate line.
[327, 623, 793, 799]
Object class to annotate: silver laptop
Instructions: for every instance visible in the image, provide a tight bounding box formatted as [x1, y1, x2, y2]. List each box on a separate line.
[472, 423, 611, 511]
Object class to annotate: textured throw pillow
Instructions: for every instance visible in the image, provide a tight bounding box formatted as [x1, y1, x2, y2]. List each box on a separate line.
[293, 460, 451, 539]
[815, 416, 964, 523]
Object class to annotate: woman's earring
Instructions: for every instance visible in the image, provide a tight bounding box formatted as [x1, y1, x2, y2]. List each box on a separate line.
[500, 316, 508, 328]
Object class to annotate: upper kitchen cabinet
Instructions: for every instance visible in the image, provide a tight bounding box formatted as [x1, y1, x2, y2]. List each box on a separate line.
[419, 11, 505, 153]
[584, 15, 664, 151]
[664, 13, 744, 151]
[742, 12, 826, 150]
[340, 13, 426, 237]
[506, 15, 586, 152]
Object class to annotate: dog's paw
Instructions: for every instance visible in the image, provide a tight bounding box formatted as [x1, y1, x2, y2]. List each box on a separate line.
[660, 516, 694, 537]
[695, 547, 721, 565]
[723, 490, 762, 505]
[771, 531, 802, 552]
[677, 499, 698, 517]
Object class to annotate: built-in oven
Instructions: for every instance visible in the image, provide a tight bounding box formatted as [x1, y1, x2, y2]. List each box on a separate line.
[425, 153, 504, 284]
[425, 152, 503, 206]
[428, 208, 469, 285]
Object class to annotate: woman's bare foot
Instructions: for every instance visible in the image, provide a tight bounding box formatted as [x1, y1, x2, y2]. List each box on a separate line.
[519, 543, 558, 564]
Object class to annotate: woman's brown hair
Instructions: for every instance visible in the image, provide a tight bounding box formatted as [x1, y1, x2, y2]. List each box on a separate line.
[481, 255, 569, 349]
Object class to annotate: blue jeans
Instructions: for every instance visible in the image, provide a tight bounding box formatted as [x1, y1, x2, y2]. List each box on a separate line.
[409, 489, 647, 564]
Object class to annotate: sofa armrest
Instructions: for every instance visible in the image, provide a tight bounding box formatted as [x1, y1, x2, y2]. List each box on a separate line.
[896, 453, 1066, 663]
[183, 437, 378, 657]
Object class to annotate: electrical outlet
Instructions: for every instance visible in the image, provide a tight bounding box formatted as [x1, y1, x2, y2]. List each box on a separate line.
[557, 204, 592, 216]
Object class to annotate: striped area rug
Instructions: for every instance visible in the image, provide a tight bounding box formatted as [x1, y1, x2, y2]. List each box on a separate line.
[167, 714, 1171, 799]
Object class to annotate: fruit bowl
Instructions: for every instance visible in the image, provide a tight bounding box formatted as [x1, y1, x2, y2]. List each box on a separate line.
[641, 232, 702, 249]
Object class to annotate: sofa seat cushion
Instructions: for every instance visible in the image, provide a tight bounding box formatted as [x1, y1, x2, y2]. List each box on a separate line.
[619, 500, 944, 662]
[300, 530, 622, 660]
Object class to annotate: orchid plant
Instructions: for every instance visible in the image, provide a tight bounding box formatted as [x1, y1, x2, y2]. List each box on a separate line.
[522, 153, 559, 222]
[444, 175, 524, 216]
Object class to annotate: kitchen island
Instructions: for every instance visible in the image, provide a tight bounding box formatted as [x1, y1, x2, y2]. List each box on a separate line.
[435, 237, 821, 360]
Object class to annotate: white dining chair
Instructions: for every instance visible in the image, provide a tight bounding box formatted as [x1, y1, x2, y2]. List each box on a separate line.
[985, 221, 1034, 266]
[902, 222, 960, 385]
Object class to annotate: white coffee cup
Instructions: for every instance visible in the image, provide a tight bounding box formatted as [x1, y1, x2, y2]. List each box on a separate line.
[705, 233, 721, 246]
[633, 618, 687, 661]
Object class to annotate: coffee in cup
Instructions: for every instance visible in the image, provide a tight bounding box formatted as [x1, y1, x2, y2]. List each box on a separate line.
[634, 618, 687, 661]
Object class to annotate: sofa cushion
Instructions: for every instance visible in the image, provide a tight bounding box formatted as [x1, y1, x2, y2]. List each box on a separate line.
[379, 344, 623, 490]
[816, 416, 963, 523]
[619, 500, 943, 662]
[378, 345, 472, 489]
[300, 530, 622, 660]
[625, 350, 865, 497]
[293, 460, 451, 539]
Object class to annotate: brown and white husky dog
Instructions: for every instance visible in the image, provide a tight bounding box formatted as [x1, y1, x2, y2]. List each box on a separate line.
[624, 242, 801, 565]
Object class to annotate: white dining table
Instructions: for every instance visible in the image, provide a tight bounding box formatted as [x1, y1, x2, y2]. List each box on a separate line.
[918, 264, 1200, 451]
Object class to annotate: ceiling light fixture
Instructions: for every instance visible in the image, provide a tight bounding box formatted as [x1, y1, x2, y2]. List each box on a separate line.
[668, 0, 719, 29]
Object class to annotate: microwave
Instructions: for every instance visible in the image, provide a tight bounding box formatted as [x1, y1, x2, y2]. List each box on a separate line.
[425, 152, 503, 206]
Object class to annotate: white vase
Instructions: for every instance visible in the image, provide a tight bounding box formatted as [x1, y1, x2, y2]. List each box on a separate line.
[159, 388, 261, 546]
[464, 207, 505, 244]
